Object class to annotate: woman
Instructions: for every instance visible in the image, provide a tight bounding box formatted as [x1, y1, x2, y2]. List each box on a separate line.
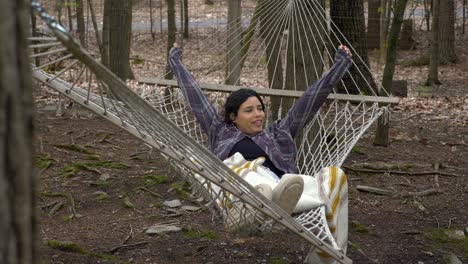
[169, 44, 352, 217]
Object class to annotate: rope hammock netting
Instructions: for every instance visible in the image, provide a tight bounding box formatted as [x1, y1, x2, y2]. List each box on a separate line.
[30, 1, 398, 263]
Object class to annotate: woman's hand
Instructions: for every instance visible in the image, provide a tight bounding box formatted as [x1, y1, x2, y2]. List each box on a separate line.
[169, 42, 182, 60]
[338, 45, 352, 57]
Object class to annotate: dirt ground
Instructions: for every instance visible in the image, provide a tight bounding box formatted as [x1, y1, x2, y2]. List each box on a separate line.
[34, 2, 467, 264]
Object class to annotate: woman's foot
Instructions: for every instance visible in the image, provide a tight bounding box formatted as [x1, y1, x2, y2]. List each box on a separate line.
[272, 175, 304, 215]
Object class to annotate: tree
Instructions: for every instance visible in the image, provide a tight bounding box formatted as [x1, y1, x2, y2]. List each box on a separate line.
[330, 0, 377, 95]
[165, 0, 176, 80]
[438, 0, 456, 63]
[426, 0, 441, 86]
[258, 0, 284, 117]
[374, 0, 408, 146]
[182, 0, 189, 39]
[88, 0, 103, 56]
[259, 0, 327, 120]
[0, 0, 37, 262]
[367, 0, 381, 50]
[225, 0, 242, 85]
[102, 0, 134, 80]
[379, 0, 388, 62]
[75, 0, 86, 47]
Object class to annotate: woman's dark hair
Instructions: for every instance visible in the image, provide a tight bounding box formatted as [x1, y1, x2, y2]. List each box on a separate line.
[224, 88, 265, 124]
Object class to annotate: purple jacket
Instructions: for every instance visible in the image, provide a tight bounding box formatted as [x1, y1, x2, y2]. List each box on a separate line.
[169, 48, 352, 173]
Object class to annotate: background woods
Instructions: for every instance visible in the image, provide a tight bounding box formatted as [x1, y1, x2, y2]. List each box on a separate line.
[1, 0, 466, 263]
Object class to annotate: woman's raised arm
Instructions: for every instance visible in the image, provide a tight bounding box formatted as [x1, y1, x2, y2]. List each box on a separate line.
[278, 46, 353, 138]
[168, 45, 221, 135]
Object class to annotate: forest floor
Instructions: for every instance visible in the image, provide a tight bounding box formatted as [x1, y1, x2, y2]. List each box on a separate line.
[35, 3, 467, 264]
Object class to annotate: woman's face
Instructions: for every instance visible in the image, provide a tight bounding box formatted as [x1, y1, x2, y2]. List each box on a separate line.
[230, 96, 265, 136]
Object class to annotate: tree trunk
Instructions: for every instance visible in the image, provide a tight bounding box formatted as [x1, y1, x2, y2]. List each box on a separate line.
[101, 0, 110, 66]
[76, 0, 86, 47]
[0, 0, 37, 262]
[55, 0, 64, 26]
[225, 0, 242, 85]
[165, 0, 176, 80]
[367, 0, 381, 49]
[66, 0, 73, 31]
[374, 0, 408, 146]
[379, 0, 388, 62]
[331, 0, 377, 95]
[463, 0, 466, 34]
[183, 0, 189, 39]
[103, 0, 134, 81]
[88, 0, 103, 57]
[423, 0, 431, 30]
[258, 0, 284, 121]
[149, 0, 155, 40]
[426, 0, 441, 86]
[438, 0, 456, 63]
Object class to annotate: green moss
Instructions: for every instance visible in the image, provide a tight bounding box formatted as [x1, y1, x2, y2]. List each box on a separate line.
[416, 86, 433, 93]
[35, 155, 57, 169]
[424, 229, 468, 258]
[351, 146, 367, 155]
[270, 257, 290, 264]
[90, 181, 111, 188]
[86, 161, 130, 169]
[170, 181, 191, 198]
[142, 174, 168, 185]
[84, 155, 101, 161]
[53, 144, 94, 154]
[132, 58, 145, 65]
[46, 240, 85, 254]
[349, 241, 361, 250]
[96, 132, 113, 141]
[121, 196, 135, 209]
[63, 161, 130, 177]
[351, 220, 370, 234]
[62, 214, 74, 222]
[46, 240, 119, 261]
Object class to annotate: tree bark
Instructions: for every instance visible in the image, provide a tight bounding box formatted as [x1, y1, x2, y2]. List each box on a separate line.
[101, 0, 110, 66]
[426, 0, 441, 86]
[225, 0, 242, 85]
[165, 0, 176, 80]
[438, 0, 456, 63]
[183, 0, 189, 39]
[76, 0, 86, 47]
[367, 0, 381, 49]
[0, 0, 37, 263]
[331, 0, 377, 95]
[374, 0, 408, 146]
[379, 0, 388, 62]
[463, 0, 466, 34]
[66, 0, 73, 31]
[103, 0, 134, 80]
[88, 0, 103, 57]
[258, 0, 284, 121]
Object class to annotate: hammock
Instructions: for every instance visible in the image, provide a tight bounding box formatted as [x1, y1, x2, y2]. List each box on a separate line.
[30, 1, 397, 263]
